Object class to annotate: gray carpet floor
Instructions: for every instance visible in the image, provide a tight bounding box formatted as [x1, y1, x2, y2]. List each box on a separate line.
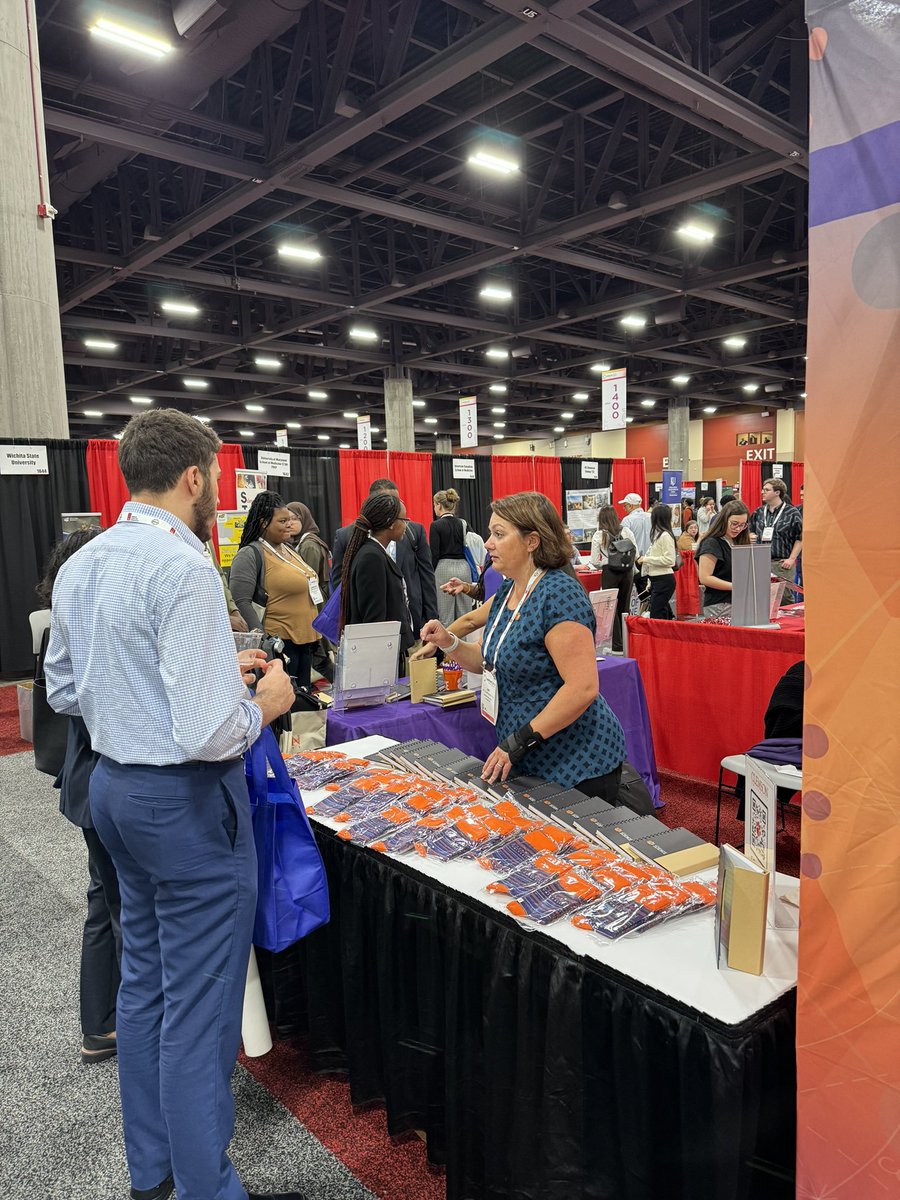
[0, 750, 376, 1200]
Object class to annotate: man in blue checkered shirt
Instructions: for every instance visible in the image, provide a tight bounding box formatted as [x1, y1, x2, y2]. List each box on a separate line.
[45, 410, 302, 1200]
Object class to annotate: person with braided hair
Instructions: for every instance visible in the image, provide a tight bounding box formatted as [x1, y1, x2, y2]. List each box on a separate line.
[339, 491, 415, 662]
[229, 490, 321, 687]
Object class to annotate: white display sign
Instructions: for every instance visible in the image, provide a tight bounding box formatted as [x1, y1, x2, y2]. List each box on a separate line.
[0, 445, 48, 475]
[275, 428, 288, 448]
[581, 460, 599, 480]
[235, 469, 267, 512]
[452, 457, 476, 479]
[601, 369, 627, 430]
[357, 415, 372, 450]
[257, 450, 290, 478]
[459, 395, 478, 448]
[771, 463, 784, 478]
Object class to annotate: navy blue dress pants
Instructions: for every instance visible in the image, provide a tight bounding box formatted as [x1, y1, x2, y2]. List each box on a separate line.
[90, 757, 256, 1200]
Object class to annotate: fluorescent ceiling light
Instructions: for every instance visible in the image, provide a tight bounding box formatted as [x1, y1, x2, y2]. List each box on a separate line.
[238, 429, 254, 437]
[161, 300, 200, 317]
[800, 391, 807, 398]
[467, 149, 519, 175]
[195, 416, 212, 423]
[703, 406, 718, 414]
[561, 412, 574, 420]
[253, 356, 281, 370]
[491, 406, 506, 415]
[485, 347, 509, 359]
[493, 433, 504, 440]
[573, 392, 589, 401]
[286, 422, 302, 429]
[245, 404, 265, 413]
[489, 384, 507, 394]
[278, 243, 322, 262]
[83, 409, 104, 417]
[424, 418, 438, 425]
[317, 434, 330, 441]
[479, 284, 513, 302]
[742, 383, 760, 393]
[626, 416, 634, 423]
[369, 426, 381, 434]
[89, 17, 173, 59]
[553, 426, 565, 433]
[340, 443, 350, 449]
[412, 399, 427, 408]
[590, 362, 611, 374]
[349, 326, 378, 341]
[114, 432, 124, 440]
[308, 389, 328, 400]
[493, 422, 506, 429]
[620, 314, 647, 329]
[342, 411, 358, 419]
[183, 378, 208, 390]
[83, 338, 118, 351]
[677, 222, 715, 243]
[640, 398, 656, 408]
[723, 336, 747, 350]
[672, 374, 691, 385]
[130, 396, 152, 405]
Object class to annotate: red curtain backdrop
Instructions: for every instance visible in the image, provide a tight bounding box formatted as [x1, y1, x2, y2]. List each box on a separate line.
[384, 450, 435, 529]
[739, 460, 762, 507]
[491, 455, 533, 502]
[338, 449, 390, 524]
[612, 458, 647, 511]
[532, 456, 562, 514]
[792, 461, 804, 503]
[86, 439, 129, 528]
[216, 444, 246, 510]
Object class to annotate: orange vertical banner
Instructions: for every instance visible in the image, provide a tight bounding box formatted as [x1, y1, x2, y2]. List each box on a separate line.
[798, 7, 900, 1197]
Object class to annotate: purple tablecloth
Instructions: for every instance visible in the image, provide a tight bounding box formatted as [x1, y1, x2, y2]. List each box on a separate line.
[325, 656, 661, 807]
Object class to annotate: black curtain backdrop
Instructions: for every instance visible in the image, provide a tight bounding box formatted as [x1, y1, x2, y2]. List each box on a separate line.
[0, 439, 91, 679]
[560, 458, 613, 544]
[247, 446, 342, 546]
[257, 828, 796, 1200]
[431, 454, 493, 539]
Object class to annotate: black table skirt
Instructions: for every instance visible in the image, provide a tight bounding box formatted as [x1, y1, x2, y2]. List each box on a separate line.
[256, 827, 796, 1200]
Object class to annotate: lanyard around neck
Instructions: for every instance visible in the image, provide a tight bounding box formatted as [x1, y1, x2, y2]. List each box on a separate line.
[482, 569, 544, 667]
[764, 503, 785, 529]
[119, 510, 177, 535]
[262, 539, 315, 578]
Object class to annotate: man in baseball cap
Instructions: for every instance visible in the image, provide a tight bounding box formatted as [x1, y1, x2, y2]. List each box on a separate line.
[618, 493, 651, 557]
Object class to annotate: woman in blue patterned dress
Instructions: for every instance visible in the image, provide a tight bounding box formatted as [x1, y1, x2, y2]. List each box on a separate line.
[420, 492, 626, 800]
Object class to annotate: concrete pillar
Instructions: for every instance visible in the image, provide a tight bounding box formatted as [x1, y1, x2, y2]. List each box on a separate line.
[435, 435, 453, 454]
[776, 407, 796, 460]
[0, 0, 68, 437]
[667, 399, 689, 474]
[384, 370, 414, 452]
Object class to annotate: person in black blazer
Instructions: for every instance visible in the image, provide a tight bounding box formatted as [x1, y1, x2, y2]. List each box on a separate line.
[331, 478, 438, 635]
[339, 492, 415, 660]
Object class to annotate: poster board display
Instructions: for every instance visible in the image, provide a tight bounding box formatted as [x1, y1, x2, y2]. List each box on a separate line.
[235, 470, 267, 512]
[215, 510, 246, 568]
[61, 513, 102, 537]
[588, 589, 618, 655]
[564, 487, 611, 541]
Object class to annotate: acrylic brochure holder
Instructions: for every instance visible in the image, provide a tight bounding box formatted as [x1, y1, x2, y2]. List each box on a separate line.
[589, 589, 619, 656]
[332, 621, 401, 712]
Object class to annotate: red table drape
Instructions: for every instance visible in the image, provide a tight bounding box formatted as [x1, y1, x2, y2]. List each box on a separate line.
[86, 439, 129, 528]
[338, 449, 433, 528]
[674, 549, 701, 616]
[490, 455, 562, 513]
[612, 458, 647, 511]
[625, 615, 804, 783]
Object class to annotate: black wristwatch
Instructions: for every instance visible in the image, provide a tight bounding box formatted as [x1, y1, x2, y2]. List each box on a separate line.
[499, 722, 544, 764]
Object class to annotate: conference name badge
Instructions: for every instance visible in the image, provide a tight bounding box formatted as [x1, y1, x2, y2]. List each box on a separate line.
[761, 526, 774, 543]
[480, 667, 499, 725]
[308, 576, 324, 606]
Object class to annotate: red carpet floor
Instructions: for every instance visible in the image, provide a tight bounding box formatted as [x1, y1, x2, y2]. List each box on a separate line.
[240, 1043, 445, 1200]
[0, 686, 31, 757]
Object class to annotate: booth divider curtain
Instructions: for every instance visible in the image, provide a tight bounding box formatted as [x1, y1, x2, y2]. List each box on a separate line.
[611, 458, 647, 511]
[490, 456, 562, 512]
[0, 439, 91, 679]
[384, 450, 434, 529]
[559, 457, 612, 495]
[86, 439, 129, 528]
[431, 454, 493, 538]
[216, 444, 246, 511]
[338, 449, 390, 524]
[247, 446, 340, 545]
[740, 461, 803, 509]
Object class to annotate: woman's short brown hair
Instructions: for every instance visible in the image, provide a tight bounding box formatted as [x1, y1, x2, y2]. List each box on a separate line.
[490, 491, 571, 571]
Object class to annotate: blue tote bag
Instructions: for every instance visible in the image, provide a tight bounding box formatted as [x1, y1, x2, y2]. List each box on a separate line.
[312, 582, 341, 644]
[245, 725, 330, 951]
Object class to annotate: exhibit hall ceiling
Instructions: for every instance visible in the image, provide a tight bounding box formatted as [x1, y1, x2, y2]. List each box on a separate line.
[39, 0, 809, 448]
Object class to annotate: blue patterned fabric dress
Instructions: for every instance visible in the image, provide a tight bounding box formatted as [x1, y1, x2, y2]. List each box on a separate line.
[484, 570, 626, 788]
